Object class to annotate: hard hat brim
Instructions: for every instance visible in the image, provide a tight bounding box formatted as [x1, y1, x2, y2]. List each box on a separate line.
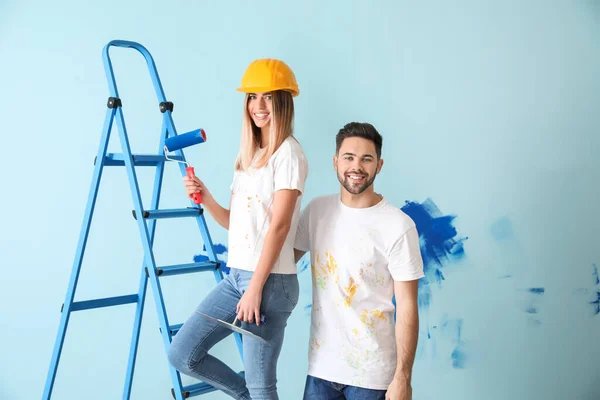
[236, 87, 299, 97]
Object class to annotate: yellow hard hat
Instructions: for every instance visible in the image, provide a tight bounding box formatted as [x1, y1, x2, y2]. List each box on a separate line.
[237, 58, 299, 97]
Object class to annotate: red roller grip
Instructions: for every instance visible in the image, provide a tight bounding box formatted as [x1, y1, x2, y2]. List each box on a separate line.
[186, 166, 202, 204]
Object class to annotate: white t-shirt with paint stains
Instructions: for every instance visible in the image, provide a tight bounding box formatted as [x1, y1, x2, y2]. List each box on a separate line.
[294, 194, 424, 389]
[227, 136, 308, 274]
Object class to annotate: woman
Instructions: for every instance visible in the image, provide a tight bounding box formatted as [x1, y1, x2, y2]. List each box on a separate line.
[168, 58, 308, 400]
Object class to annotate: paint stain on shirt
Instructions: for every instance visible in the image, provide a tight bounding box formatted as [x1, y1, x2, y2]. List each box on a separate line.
[312, 251, 340, 289]
[359, 309, 387, 329]
[344, 277, 359, 307]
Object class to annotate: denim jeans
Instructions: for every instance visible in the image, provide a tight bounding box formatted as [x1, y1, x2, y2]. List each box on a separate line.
[303, 375, 387, 400]
[168, 268, 299, 400]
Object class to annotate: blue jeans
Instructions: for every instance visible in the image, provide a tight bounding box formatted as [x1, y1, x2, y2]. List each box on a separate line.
[303, 375, 387, 400]
[168, 268, 299, 400]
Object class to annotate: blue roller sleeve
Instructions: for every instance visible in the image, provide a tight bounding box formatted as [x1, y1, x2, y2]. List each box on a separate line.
[164, 129, 206, 151]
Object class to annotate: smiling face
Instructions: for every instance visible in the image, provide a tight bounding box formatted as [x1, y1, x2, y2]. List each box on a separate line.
[334, 136, 383, 195]
[247, 92, 273, 131]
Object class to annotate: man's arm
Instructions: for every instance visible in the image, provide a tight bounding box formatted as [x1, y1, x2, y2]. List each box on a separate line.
[386, 279, 419, 400]
[294, 249, 307, 264]
[293, 201, 311, 264]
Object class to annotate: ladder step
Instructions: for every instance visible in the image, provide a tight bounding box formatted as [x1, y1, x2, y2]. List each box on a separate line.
[171, 372, 245, 398]
[132, 207, 202, 220]
[101, 153, 183, 166]
[164, 323, 183, 336]
[157, 261, 219, 277]
[67, 294, 138, 312]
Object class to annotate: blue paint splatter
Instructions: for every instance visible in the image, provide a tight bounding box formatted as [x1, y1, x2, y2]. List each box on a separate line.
[451, 345, 467, 369]
[304, 304, 312, 315]
[569, 265, 600, 317]
[401, 199, 467, 368]
[591, 292, 600, 316]
[591, 265, 600, 316]
[527, 288, 545, 295]
[528, 319, 542, 326]
[194, 243, 230, 274]
[429, 317, 467, 368]
[490, 217, 514, 241]
[519, 287, 545, 317]
[212, 243, 228, 254]
[298, 256, 310, 274]
[401, 199, 467, 281]
[201, 243, 227, 255]
[417, 283, 431, 310]
[434, 269, 445, 285]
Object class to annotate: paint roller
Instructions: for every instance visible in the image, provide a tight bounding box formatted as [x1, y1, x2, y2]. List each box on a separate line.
[164, 129, 207, 204]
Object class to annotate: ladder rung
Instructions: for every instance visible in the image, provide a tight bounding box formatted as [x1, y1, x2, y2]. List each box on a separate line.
[67, 294, 138, 312]
[101, 153, 183, 166]
[164, 324, 183, 336]
[157, 261, 219, 277]
[132, 207, 202, 220]
[171, 372, 245, 398]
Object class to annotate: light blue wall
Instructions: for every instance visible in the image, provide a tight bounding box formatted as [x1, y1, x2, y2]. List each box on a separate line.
[1, 1, 599, 399]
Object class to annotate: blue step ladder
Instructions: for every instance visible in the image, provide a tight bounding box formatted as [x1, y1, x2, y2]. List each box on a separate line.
[42, 40, 244, 400]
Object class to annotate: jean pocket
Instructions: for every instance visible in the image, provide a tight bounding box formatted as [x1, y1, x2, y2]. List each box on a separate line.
[279, 274, 299, 308]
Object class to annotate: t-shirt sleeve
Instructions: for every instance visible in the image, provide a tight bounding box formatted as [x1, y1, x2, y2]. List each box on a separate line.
[229, 172, 237, 192]
[294, 201, 311, 251]
[388, 226, 425, 281]
[273, 141, 308, 194]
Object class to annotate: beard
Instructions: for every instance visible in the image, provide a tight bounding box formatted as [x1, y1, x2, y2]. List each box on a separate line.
[337, 169, 376, 195]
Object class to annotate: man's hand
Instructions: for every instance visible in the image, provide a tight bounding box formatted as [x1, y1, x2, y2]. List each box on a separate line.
[386, 377, 412, 400]
[236, 286, 262, 325]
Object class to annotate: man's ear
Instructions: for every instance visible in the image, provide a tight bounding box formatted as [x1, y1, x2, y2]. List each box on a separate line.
[333, 155, 338, 171]
[376, 158, 384, 174]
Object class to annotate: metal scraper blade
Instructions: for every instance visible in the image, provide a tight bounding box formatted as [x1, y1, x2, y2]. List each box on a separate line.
[196, 311, 268, 344]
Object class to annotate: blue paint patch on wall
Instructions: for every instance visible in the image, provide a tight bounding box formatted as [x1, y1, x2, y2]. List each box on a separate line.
[591, 292, 600, 316]
[434, 269, 445, 285]
[592, 264, 600, 316]
[401, 199, 466, 320]
[527, 288, 545, 295]
[428, 317, 468, 369]
[569, 264, 600, 317]
[490, 217, 514, 241]
[212, 243, 228, 255]
[400, 199, 468, 369]
[194, 243, 230, 274]
[417, 283, 432, 310]
[401, 199, 467, 280]
[451, 345, 467, 369]
[520, 287, 545, 316]
[298, 256, 310, 274]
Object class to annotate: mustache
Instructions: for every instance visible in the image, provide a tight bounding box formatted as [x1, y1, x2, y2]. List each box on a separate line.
[345, 170, 366, 176]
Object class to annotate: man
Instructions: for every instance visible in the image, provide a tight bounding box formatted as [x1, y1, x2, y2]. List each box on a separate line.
[294, 122, 424, 400]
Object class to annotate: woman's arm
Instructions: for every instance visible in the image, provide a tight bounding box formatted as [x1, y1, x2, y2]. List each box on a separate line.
[236, 188, 300, 324]
[183, 175, 231, 230]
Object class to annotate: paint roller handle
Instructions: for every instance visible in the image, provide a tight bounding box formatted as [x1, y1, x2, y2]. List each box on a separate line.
[185, 166, 202, 204]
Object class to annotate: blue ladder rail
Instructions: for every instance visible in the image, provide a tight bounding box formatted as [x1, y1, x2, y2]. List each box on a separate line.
[42, 40, 244, 400]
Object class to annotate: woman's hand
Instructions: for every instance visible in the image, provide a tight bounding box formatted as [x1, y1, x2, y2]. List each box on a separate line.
[183, 175, 210, 201]
[236, 286, 263, 325]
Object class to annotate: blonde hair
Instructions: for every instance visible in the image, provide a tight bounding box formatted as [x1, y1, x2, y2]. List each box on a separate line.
[234, 90, 295, 171]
